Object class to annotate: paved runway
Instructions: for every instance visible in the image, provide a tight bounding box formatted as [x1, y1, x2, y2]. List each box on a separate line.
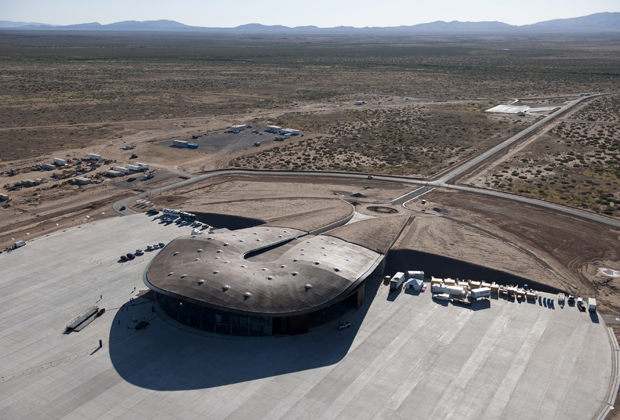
[0, 214, 613, 419]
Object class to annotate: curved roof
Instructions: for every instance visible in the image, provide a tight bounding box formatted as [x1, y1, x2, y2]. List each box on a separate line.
[144, 226, 382, 317]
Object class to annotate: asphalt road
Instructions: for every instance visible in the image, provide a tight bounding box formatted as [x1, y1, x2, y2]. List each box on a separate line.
[433, 96, 587, 184]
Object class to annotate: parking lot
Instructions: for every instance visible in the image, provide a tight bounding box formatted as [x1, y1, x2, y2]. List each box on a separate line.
[159, 125, 299, 154]
[0, 213, 614, 420]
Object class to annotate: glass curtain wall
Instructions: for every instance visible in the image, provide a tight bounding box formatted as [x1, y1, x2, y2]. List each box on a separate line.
[157, 293, 273, 336]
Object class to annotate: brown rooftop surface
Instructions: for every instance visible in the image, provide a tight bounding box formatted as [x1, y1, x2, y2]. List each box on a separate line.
[145, 226, 382, 316]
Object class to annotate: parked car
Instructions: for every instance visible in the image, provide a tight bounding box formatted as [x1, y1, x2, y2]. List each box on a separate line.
[135, 249, 144, 256]
[126, 253, 135, 260]
[158, 242, 165, 248]
[120, 255, 128, 261]
[153, 244, 160, 249]
[577, 297, 585, 312]
[338, 322, 351, 330]
[120, 206, 126, 211]
[127, 177, 136, 182]
[146, 245, 153, 251]
[568, 294, 575, 304]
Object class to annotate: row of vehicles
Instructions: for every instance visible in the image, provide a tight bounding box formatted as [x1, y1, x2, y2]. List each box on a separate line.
[119, 242, 165, 261]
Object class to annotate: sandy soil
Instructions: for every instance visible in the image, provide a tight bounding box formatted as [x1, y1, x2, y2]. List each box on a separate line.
[328, 214, 410, 254]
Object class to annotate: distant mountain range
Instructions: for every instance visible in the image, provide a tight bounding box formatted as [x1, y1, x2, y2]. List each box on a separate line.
[1, 12, 619, 34]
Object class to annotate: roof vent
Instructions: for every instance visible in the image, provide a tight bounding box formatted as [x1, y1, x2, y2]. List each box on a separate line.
[334, 268, 340, 272]
[305, 284, 312, 290]
[239, 239, 244, 242]
[181, 274, 186, 278]
[257, 238, 261, 241]
[197, 249, 203, 252]
[262, 268, 267, 271]
[213, 270, 219, 274]
[224, 243, 229, 246]
[241, 264, 247, 268]
[254, 232, 257, 235]
[321, 247, 325, 249]
[267, 276, 273, 280]
[223, 285, 230, 291]
[266, 228, 270, 231]
[280, 264, 286, 268]
[279, 235, 283, 238]
[284, 230, 288, 233]
[323, 254, 327, 256]
[207, 237, 212, 240]
[173, 252, 179, 255]
[331, 241, 335, 244]
[293, 259, 298, 262]
[321, 238, 324, 240]
[168, 272, 173, 276]
[215, 256, 220, 259]
[198, 279, 204, 285]
[216, 250, 222, 253]
[292, 271, 298, 276]
[315, 261, 320, 265]
[301, 253, 305, 256]
[232, 234, 236, 236]
[245, 292, 251, 298]
[301, 248, 305, 251]
[195, 258, 200, 261]
[224, 261, 229, 263]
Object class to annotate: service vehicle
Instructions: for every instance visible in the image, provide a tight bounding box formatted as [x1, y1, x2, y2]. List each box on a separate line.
[568, 294, 575, 304]
[577, 297, 585, 312]
[338, 322, 351, 330]
[470, 287, 491, 300]
[558, 293, 565, 305]
[390, 272, 406, 290]
[588, 298, 597, 312]
[451, 297, 472, 306]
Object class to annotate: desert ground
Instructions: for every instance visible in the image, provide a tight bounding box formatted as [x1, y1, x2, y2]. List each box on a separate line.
[1, 30, 620, 418]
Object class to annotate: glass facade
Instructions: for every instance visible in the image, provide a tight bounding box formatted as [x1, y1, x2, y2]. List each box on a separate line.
[157, 293, 273, 336]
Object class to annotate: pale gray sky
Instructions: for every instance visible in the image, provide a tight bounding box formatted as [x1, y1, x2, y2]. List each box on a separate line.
[1, 0, 618, 27]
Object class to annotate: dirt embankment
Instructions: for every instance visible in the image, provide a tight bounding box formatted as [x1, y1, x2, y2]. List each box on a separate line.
[400, 189, 620, 314]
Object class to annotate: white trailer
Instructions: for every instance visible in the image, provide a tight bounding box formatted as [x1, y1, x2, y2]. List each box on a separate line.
[163, 208, 180, 216]
[390, 272, 406, 290]
[407, 271, 424, 280]
[114, 166, 130, 174]
[87, 153, 101, 160]
[470, 287, 491, 300]
[266, 125, 281, 133]
[588, 298, 597, 312]
[127, 164, 142, 172]
[53, 158, 67, 165]
[431, 284, 467, 297]
[136, 162, 149, 169]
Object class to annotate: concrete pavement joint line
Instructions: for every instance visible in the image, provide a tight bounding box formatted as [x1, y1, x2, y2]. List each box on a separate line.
[480, 314, 549, 419]
[594, 326, 620, 420]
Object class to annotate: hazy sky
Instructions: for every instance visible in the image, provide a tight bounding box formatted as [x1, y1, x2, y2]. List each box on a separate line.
[2, 0, 618, 27]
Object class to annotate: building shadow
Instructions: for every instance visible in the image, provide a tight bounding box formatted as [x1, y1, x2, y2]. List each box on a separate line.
[108, 277, 379, 391]
[385, 249, 562, 293]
